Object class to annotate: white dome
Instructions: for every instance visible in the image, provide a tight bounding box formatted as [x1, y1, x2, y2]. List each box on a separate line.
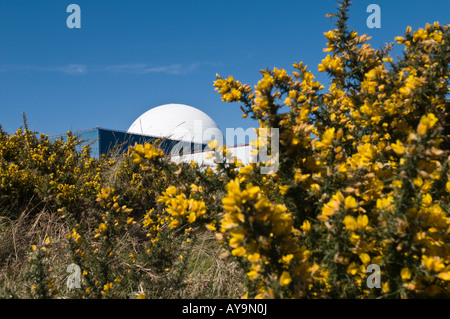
[127, 103, 223, 145]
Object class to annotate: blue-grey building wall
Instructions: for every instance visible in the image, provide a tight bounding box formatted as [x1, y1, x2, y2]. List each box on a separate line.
[50, 127, 207, 158]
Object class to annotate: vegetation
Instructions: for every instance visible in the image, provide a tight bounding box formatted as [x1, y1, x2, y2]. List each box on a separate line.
[0, 1, 449, 298]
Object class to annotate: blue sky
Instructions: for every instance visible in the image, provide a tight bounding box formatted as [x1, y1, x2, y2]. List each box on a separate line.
[0, 0, 449, 136]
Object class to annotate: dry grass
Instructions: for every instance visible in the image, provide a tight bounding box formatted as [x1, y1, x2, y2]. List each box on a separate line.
[179, 231, 246, 299]
[0, 206, 71, 298]
[0, 208, 246, 299]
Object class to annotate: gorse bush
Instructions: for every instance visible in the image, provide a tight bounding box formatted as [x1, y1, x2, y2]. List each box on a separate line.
[212, 1, 450, 298]
[0, 0, 449, 299]
[0, 118, 105, 220]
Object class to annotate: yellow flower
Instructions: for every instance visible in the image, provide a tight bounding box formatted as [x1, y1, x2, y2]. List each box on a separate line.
[136, 293, 147, 299]
[323, 30, 336, 41]
[187, 212, 196, 223]
[357, 215, 368, 229]
[417, 113, 438, 135]
[376, 196, 394, 212]
[281, 254, 294, 264]
[206, 222, 217, 231]
[278, 185, 289, 195]
[359, 253, 371, 265]
[395, 36, 405, 43]
[318, 191, 343, 221]
[239, 165, 253, 176]
[392, 180, 403, 189]
[421, 193, 432, 206]
[401, 268, 412, 280]
[413, 176, 424, 188]
[344, 196, 357, 210]
[284, 97, 293, 106]
[103, 283, 113, 292]
[98, 223, 108, 233]
[318, 55, 343, 73]
[343, 215, 357, 231]
[382, 282, 390, 293]
[343, 215, 368, 231]
[280, 271, 292, 286]
[294, 170, 311, 183]
[208, 139, 218, 150]
[347, 262, 358, 275]
[316, 127, 335, 149]
[258, 73, 274, 91]
[422, 255, 445, 272]
[247, 253, 261, 263]
[231, 247, 246, 257]
[412, 28, 428, 42]
[247, 270, 259, 281]
[301, 220, 311, 233]
[391, 140, 406, 155]
[438, 272, 450, 281]
[132, 153, 142, 164]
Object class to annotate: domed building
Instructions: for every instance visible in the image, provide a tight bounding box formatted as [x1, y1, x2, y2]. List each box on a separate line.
[127, 103, 223, 145]
[50, 103, 253, 166]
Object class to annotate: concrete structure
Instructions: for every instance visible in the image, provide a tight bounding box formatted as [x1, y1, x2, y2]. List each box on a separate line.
[51, 104, 254, 167]
[128, 103, 223, 145]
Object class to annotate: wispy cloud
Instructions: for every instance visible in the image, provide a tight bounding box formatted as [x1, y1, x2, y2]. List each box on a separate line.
[102, 63, 185, 75]
[0, 64, 87, 75]
[55, 64, 87, 75]
[102, 61, 225, 75]
[0, 61, 225, 76]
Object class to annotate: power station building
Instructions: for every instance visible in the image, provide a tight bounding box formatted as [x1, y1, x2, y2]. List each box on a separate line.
[50, 103, 254, 166]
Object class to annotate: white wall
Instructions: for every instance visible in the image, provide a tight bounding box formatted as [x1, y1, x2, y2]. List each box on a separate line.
[170, 144, 255, 167]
